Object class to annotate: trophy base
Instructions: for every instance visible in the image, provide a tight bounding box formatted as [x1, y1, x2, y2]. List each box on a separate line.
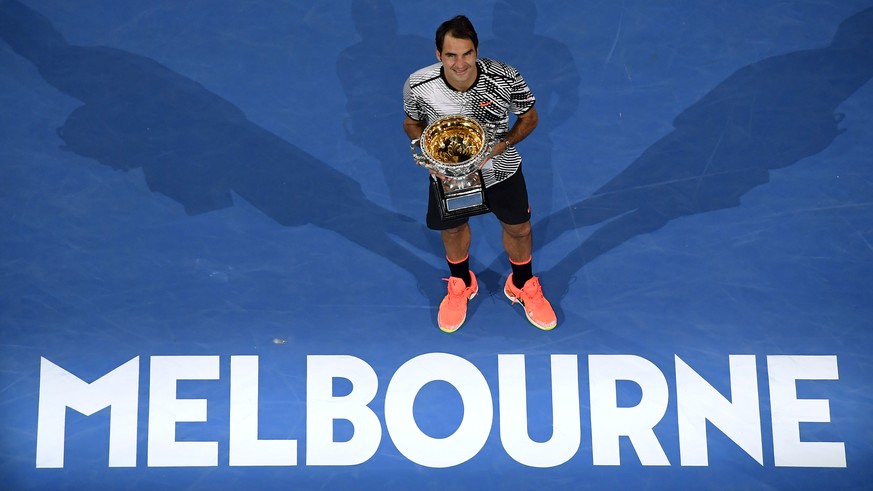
[432, 172, 490, 221]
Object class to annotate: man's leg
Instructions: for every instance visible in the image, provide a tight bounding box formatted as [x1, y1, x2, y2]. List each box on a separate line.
[437, 222, 478, 332]
[501, 220, 557, 330]
[501, 221, 532, 265]
[443, 222, 472, 263]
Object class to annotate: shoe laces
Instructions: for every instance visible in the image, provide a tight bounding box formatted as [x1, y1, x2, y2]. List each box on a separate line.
[521, 277, 546, 307]
[443, 277, 470, 306]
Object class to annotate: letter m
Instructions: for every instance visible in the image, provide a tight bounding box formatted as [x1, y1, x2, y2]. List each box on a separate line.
[36, 357, 139, 468]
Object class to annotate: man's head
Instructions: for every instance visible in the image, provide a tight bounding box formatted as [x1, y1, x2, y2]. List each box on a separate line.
[435, 15, 479, 91]
[435, 15, 478, 53]
[351, 0, 397, 38]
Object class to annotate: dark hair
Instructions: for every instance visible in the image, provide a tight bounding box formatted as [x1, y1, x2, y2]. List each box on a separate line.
[435, 15, 478, 53]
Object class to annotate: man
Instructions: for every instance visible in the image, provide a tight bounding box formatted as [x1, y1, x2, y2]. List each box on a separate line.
[403, 15, 557, 332]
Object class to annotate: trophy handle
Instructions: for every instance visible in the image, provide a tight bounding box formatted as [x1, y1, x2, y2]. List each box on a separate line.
[410, 138, 428, 167]
[411, 138, 446, 178]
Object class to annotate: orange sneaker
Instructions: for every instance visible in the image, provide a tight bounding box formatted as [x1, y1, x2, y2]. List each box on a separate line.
[438, 271, 478, 333]
[504, 274, 557, 330]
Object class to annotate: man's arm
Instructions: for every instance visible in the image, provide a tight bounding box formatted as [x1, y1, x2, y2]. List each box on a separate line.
[508, 106, 538, 145]
[404, 115, 427, 141]
[491, 106, 539, 158]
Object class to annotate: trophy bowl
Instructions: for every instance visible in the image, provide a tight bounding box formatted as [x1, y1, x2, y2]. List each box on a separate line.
[410, 115, 497, 220]
[411, 115, 495, 178]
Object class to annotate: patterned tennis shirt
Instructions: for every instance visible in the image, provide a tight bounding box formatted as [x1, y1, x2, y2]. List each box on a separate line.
[403, 58, 536, 187]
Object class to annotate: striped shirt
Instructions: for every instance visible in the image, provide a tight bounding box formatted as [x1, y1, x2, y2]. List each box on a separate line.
[403, 58, 536, 187]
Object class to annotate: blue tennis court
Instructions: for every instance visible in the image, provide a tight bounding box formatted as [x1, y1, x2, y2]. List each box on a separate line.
[2, 0, 872, 489]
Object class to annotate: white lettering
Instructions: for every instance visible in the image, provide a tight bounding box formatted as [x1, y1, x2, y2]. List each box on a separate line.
[32, 352, 845, 470]
[36, 357, 139, 468]
[498, 354, 581, 467]
[768, 355, 845, 467]
[385, 353, 492, 468]
[229, 356, 297, 466]
[589, 354, 670, 466]
[676, 355, 762, 465]
[147, 356, 219, 467]
[305, 355, 381, 465]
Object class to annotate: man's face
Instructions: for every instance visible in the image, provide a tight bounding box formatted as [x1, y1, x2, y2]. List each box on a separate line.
[437, 33, 477, 91]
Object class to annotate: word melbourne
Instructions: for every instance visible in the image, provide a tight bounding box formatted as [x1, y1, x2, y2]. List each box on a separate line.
[36, 353, 846, 468]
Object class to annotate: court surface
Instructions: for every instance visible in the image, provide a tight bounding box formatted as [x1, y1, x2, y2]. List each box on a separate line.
[2, 1, 872, 489]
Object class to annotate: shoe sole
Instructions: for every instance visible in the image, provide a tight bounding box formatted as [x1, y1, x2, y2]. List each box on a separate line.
[439, 286, 478, 333]
[504, 288, 557, 331]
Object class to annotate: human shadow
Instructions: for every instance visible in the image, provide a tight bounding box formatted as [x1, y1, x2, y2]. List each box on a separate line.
[485, 0, 581, 216]
[533, 6, 873, 300]
[477, 0, 582, 295]
[336, 0, 434, 213]
[0, 0, 446, 302]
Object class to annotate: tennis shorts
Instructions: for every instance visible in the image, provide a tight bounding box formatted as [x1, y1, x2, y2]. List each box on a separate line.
[426, 168, 531, 230]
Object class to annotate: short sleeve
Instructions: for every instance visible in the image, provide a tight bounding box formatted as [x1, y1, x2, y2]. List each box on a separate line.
[508, 68, 536, 115]
[402, 76, 424, 121]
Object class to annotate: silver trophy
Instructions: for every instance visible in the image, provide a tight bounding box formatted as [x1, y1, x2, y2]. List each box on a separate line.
[411, 114, 497, 220]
